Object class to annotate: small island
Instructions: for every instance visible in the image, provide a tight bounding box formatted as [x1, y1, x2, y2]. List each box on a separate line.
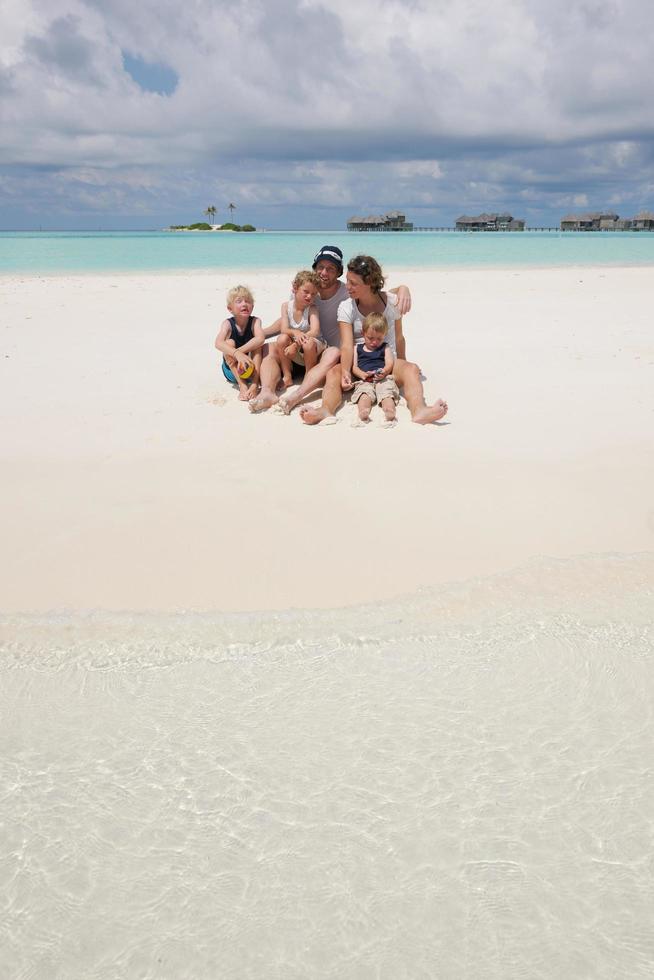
[168, 222, 256, 232]
[168, 204, 256, 232]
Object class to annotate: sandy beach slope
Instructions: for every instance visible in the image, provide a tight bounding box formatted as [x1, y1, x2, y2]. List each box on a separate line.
[1, 265, 653, 613]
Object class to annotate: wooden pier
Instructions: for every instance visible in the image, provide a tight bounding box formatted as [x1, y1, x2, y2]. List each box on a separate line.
[361, 226, 561, 232]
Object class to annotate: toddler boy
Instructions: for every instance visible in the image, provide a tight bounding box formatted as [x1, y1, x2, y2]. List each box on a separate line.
[351, 312, 400, 427]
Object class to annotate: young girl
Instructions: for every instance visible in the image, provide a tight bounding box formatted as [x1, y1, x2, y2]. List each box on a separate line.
[275, 270, 325, 388]
[214, 285, 265, 401]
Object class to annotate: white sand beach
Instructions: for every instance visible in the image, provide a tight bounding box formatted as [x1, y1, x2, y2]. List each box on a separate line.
[1, 265, 653, 613]
[0, 268, 654, 611]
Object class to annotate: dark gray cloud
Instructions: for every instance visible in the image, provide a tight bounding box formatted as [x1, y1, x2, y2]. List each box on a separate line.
[23, 14, 106, 85]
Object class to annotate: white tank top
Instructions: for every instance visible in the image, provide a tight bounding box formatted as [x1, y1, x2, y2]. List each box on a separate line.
[286, 295, 311, 332]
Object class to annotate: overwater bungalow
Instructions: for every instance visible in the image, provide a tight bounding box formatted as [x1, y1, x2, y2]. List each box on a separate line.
[561, 212, 619, 231]
[455, 213, 525, 231]
[347, 211, 413, 231]
[560, 210, 654, 231]
[632, 211, 654, 231]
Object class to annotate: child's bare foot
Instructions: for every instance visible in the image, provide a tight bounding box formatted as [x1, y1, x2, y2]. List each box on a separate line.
[412, 399, 448, 425]
[274, 396, 294, 415]
[243, 384, 259, 402]
[237, 385, 251, 401]
[381, 403, 396, 425]
[282, 373, 293, 388]
[248, 390, 278, 413]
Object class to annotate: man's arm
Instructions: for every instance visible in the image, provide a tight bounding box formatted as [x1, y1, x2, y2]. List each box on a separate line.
[389, 285, 411, 316]
[263, 317, 282, 338]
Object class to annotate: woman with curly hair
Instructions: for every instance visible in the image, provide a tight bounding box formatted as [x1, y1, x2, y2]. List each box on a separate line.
[338, 254, 404, 357]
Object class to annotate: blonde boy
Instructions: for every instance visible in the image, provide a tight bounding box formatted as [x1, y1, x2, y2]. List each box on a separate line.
[214, 285, 265, 401]
[351, 312, 400, 427]
[276, 270, 325, 388]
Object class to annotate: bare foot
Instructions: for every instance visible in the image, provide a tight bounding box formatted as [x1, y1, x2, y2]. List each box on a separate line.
[412, 399, 448, 425]
[380, 417, 397, 428]
[351, 417, 369, 428]
[238, 386, 250, 402]
[274, 396, 294, 416]
[300, 406, 333, 426]
[243, 385, 260, 402]
[248, 390, 278, 413]
[282, 373, 293, 388]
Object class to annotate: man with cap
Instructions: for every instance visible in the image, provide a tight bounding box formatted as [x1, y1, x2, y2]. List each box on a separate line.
[250, 244, 414, 417]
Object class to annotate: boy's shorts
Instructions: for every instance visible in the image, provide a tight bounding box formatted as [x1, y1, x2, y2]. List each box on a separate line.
[351, 377, 400, 405]
[222, 359, 238, 383]
[222, 358, 257, 384]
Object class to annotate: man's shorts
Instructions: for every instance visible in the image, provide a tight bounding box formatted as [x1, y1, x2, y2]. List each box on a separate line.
[351, 377, 400, 405]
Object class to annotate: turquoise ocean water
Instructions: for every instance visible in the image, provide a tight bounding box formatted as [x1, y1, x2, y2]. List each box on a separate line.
[2, 229, 654, 273]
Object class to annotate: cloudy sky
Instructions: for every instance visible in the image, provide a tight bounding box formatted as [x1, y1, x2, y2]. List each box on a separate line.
[1, 0, 653, 229]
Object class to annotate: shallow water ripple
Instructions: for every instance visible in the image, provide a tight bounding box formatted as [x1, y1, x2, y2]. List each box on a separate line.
[1, 555, 653, 978]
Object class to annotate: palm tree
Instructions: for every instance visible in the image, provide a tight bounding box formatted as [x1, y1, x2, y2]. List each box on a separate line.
[228, 202, 236, 220]
[204, 205, 217, 226]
